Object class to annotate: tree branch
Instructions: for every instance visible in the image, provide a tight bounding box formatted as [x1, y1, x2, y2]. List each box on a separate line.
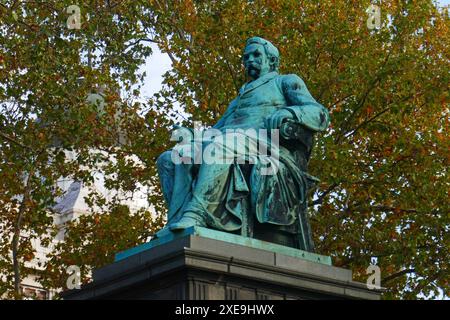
[382, 268, 415, 285]
[310, 182, 339, 206]
[371, 205, 418, 214]
[381, 268, 416, 285]
[335, 50, 392, 144]
[0, 131, 33, 150]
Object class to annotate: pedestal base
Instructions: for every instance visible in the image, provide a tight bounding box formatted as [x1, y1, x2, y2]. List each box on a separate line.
[63, 227, 380, 300]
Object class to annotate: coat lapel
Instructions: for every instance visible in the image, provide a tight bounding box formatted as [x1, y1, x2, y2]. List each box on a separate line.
[238, 71, 278, 97]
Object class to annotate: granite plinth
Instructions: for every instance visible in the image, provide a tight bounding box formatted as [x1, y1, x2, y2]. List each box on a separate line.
[63, 227, 381, 300]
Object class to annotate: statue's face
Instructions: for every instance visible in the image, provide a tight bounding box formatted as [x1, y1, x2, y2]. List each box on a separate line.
[243, 43, 271, 81]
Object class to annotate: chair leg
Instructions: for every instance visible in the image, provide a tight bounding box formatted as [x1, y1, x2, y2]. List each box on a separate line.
[297, 203, 315, 252]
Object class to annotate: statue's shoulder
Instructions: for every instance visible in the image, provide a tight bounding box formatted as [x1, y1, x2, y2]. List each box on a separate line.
[229, 97, 238, 107]
[279, 73, 306, 91]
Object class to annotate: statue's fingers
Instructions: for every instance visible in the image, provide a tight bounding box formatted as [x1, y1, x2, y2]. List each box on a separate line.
[271, 116, 278, 129]
[276, 116, 283, 129]
[271, 115, 278, 129]
[272, 115, 280, 129]
[268, 116, 274, 129]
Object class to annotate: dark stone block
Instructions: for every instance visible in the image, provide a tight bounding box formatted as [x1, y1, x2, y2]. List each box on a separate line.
[62, 234, 381, 300]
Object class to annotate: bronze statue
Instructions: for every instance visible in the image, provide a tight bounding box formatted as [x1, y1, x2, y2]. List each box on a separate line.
[156, 37, 330, 252]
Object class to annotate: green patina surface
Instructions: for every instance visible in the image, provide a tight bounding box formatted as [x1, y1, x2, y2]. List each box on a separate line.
[155, 37, 331, 252]
[115, 226, 332, 265]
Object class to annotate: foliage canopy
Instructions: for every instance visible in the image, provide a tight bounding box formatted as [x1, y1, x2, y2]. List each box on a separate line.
[0, 0, 448, 299]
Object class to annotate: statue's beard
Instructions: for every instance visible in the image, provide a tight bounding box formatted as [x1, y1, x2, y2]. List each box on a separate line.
[246, 64, 261, 79]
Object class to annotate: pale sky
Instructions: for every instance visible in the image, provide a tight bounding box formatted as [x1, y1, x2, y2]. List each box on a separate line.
[139, 43, 172, 99]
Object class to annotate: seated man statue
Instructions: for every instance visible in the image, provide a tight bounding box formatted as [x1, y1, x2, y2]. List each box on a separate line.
[156, 37, 330, 252]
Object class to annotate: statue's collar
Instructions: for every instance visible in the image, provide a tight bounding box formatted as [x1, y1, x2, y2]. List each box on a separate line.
[239, 71, 278, 96]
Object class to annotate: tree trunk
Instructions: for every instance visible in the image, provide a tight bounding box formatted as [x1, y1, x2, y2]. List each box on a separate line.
[12, 211, 24, 298]
[12, 168, 34, 298]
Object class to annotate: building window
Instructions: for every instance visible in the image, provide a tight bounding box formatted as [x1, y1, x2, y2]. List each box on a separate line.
[20, 285, 49, 300]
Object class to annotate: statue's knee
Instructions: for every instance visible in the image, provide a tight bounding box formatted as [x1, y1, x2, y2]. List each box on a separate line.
[156, 151, 174, 171]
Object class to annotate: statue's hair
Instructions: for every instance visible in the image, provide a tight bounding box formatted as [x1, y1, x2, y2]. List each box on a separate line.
[244, 37, 280, 72]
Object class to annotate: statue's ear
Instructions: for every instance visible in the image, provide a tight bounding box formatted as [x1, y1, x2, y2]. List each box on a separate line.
[269, 56, 278, 70]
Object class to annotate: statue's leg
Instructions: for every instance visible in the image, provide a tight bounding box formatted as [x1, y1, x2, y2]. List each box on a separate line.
[169, 133, 256, 231]
[156, 151, 175, 207]
[155, 151, 177, 238]
[156, 150, 197, 237]
[169, 163, 231, 230]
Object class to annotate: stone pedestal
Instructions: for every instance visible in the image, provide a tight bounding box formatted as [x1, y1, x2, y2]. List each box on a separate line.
[63, 227, 380, 300]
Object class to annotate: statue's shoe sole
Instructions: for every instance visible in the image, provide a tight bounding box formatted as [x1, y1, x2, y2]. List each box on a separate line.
[169, 219, 207, 231]
[169, 222, 196, 230]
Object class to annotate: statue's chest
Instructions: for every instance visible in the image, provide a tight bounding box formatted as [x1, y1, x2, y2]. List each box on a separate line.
[220, 78, 287, 129]
[237, 80, 286, 112]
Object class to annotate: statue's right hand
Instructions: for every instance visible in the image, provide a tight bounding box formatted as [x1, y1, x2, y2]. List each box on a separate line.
[264, 109, 294, 130]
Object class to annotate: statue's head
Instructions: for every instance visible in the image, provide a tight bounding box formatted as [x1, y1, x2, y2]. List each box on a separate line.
[243, 37, 280, 80]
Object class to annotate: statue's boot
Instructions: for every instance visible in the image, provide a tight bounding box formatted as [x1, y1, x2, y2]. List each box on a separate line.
[169, 211, 206, 230]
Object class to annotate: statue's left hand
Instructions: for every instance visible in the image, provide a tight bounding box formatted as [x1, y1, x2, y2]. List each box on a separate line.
[265, 109, 294, 130]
